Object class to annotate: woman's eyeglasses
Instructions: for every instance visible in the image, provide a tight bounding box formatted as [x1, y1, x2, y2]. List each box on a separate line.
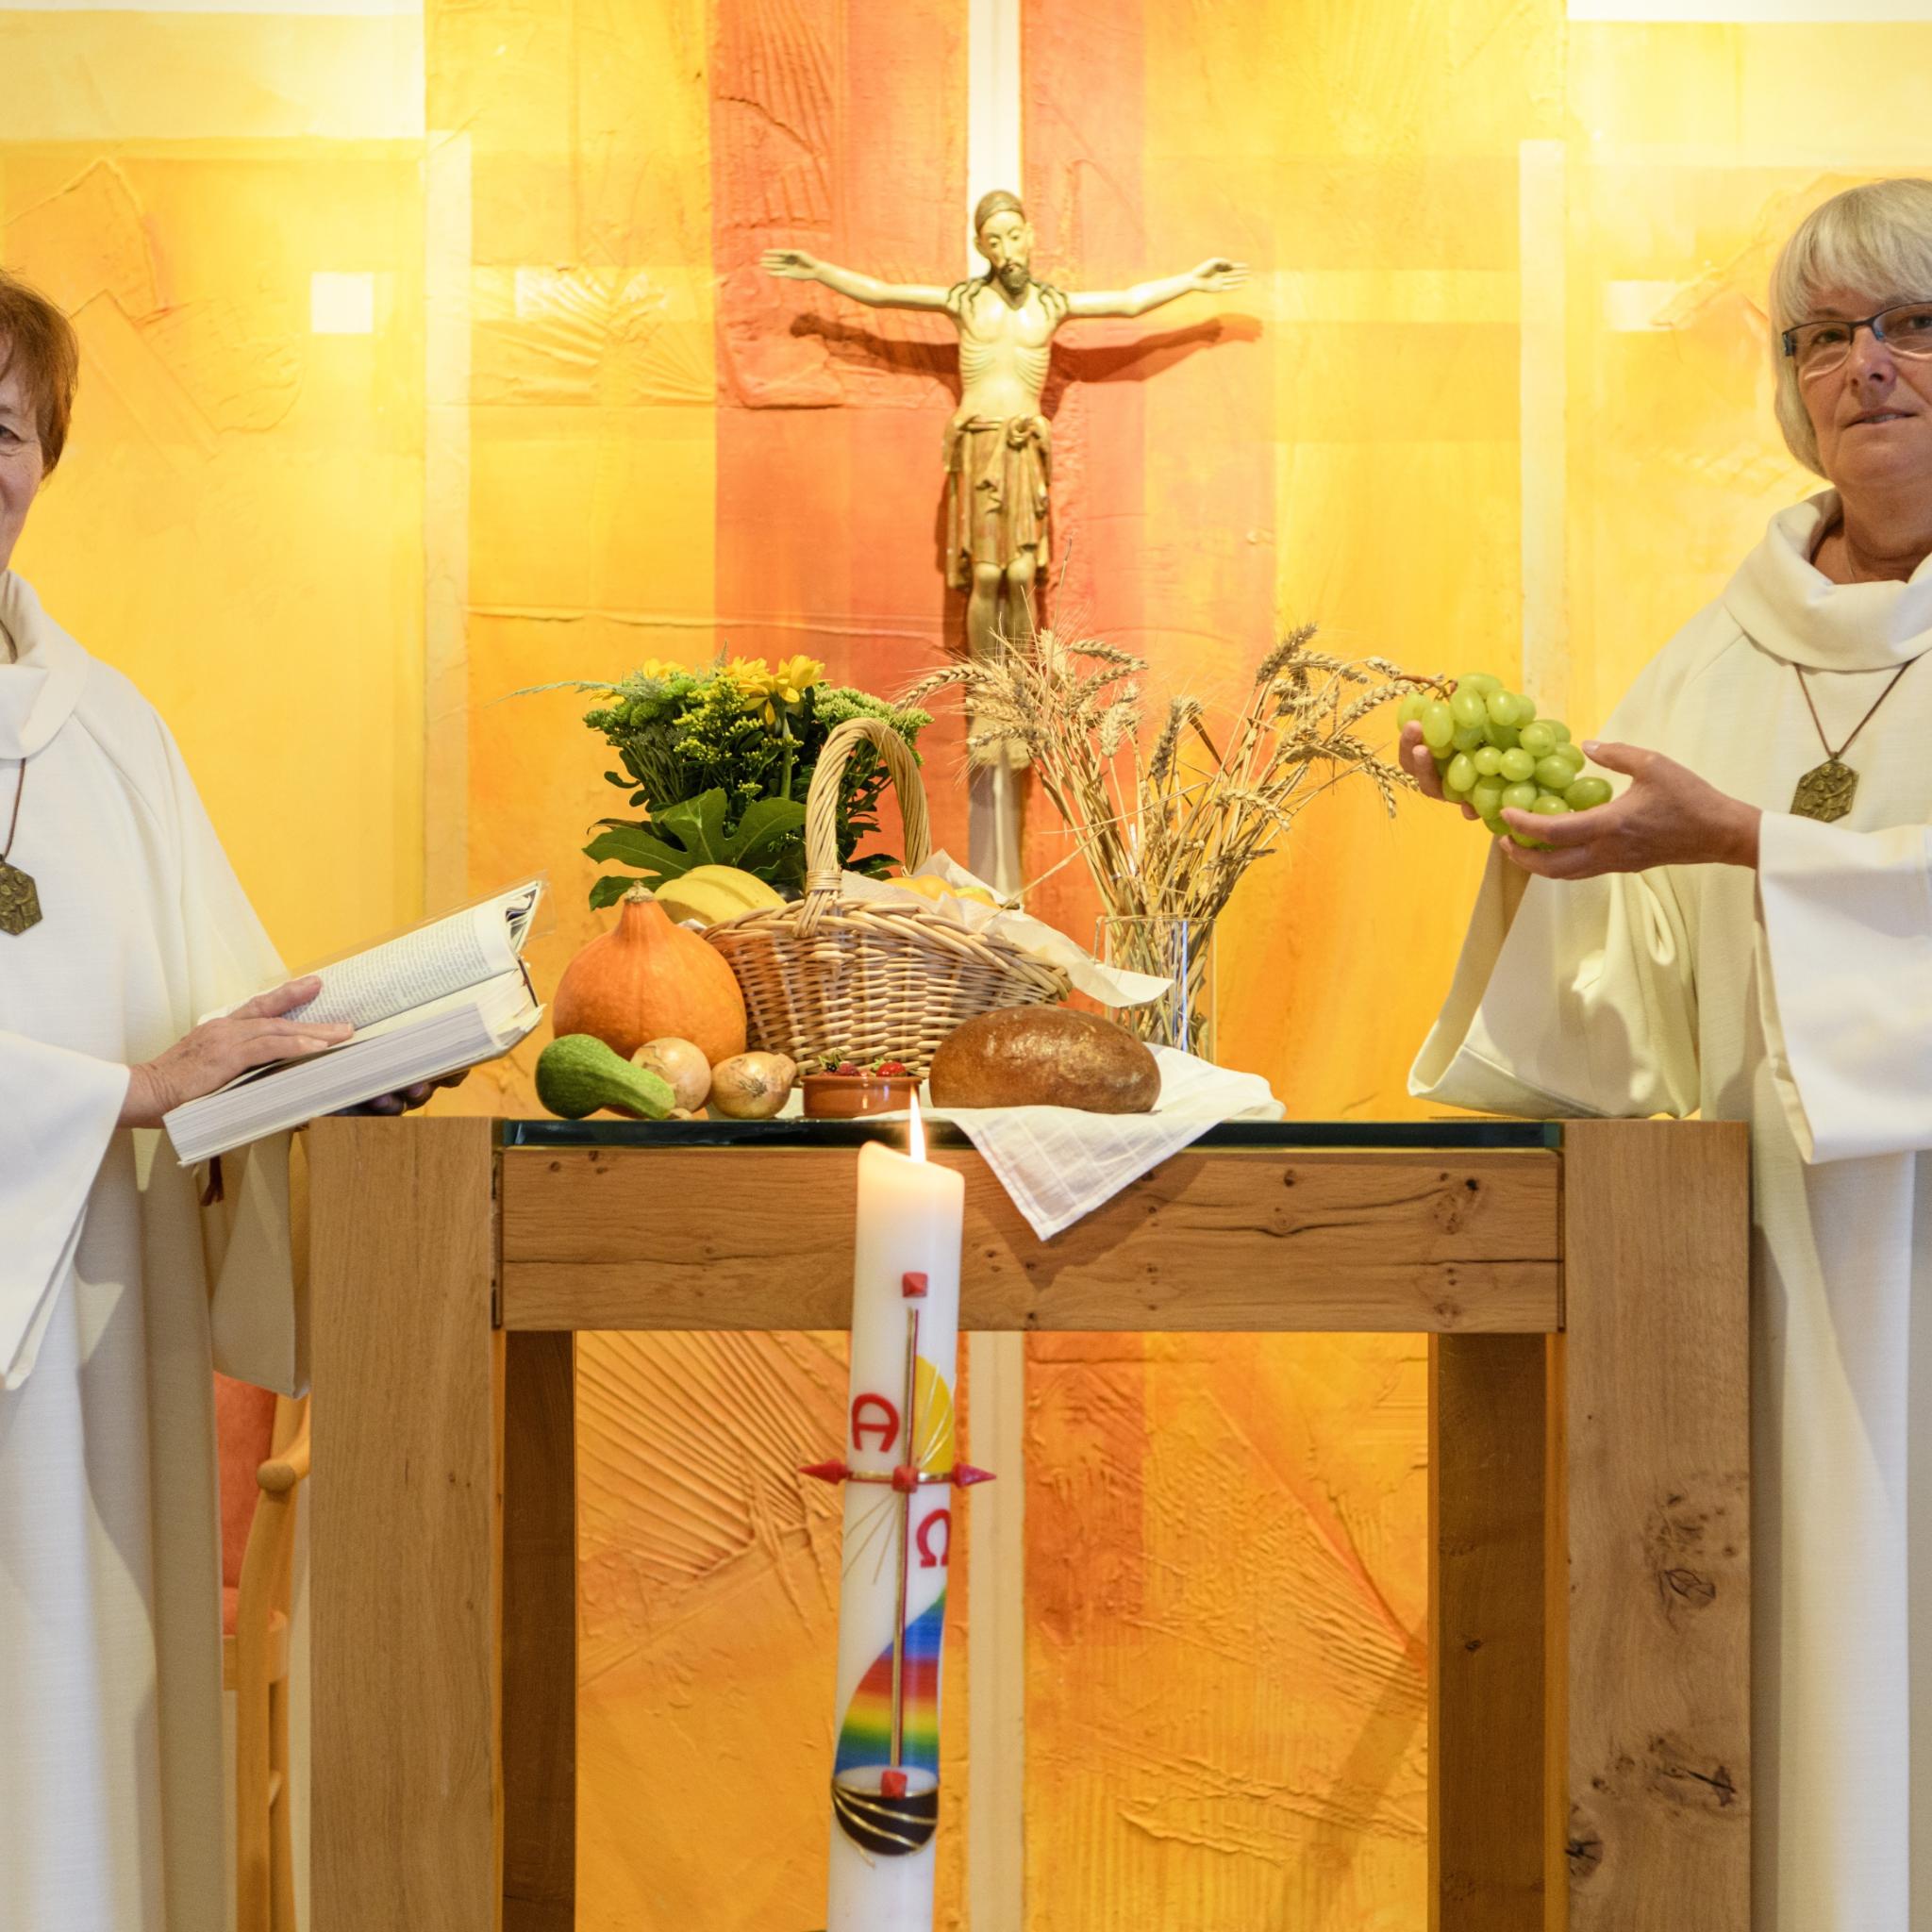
[1784, 302, 1932, 377]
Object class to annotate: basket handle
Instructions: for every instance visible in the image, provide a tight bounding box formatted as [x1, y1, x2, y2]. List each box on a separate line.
[802, 716, 931, 903]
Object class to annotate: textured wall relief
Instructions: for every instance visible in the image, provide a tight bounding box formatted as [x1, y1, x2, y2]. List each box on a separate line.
[714, 0, 960, 411]
[474, 266, 714, 408]
[575, 1328, 972, 1932]
[1026, 1335, 1428, 1931]
[8, 159, 301, 449]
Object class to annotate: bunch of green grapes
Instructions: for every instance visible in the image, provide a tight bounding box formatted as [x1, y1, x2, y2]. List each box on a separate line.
[1397, 674, 1611, 845]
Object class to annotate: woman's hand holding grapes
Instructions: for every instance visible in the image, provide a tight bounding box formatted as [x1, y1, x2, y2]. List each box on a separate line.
[1399, 720, 1477, 817]
[1399, 675, 1759, 876]
[1498, 741, 1761, 878]
[1397, 675, 1603, 837]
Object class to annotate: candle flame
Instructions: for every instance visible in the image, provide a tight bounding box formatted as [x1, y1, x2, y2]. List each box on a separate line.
[907, 1089, 926, 1164]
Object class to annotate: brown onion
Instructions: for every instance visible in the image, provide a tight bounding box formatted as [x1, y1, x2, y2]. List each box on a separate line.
[632, 1037, 711, 1112]
[708, 1052, 797, 1120]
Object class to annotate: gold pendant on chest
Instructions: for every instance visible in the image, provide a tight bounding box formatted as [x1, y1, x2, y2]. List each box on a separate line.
[0, 859, 42, 935]
[1790, 758, 1858, 824]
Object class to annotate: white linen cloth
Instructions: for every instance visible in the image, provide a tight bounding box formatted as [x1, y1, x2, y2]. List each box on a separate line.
[933, 1045, 1282, 1240]
[833, 854, 1175, 1008]
[1411, 491, 1932, 1931]
[0, 570, 300, 1931]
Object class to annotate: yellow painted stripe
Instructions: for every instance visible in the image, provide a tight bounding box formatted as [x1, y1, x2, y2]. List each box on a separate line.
[423, 129, 470, 914]
[0, 15, 425, 139]
[1519, 140, 1568, 715]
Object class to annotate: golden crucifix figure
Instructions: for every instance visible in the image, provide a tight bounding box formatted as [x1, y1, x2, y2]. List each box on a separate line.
[762, 190, 1249, 677]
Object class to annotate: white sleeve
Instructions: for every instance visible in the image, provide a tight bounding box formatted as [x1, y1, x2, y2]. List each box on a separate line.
[158, 718, 306, 1386]
[0, 1033, 129, 1384]
[159, 723, 283, 1022]
[1756, 809, 1932, 1162]
[203, 1132, 305, 1395]
[1410, 842, 1701, 1122]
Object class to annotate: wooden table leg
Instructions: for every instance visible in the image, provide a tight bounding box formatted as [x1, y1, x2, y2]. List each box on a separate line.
[1431, 1331, 1558, 1932]
[502, 1330, 576, 1931]
[309, 1118, 502, 1932]
[1561, 1120, 1751, 1929]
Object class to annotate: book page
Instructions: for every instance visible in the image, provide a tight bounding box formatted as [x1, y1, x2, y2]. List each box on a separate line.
[504, 878, 541, 950]
[212, 970, 534, 1094]
[165, 979, 543, 1162]
[277, 878, 541, 1034]
[286, 903, 499, 1032]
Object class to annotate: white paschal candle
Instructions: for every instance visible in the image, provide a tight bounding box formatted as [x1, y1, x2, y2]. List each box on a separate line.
[822, 1107, 967, 1932]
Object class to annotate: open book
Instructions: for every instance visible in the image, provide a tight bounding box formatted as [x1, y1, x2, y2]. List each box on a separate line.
[163, 879, 546, 1163]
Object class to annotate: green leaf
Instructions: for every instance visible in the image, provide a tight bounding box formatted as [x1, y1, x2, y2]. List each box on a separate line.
[582, 787, 807, 887]
[720, 795, 811, 871]
[582, 824, 700, 880]
[588, 874, 636, 910]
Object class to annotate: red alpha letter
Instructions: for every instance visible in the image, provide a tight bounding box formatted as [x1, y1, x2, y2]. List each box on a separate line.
[851, 1393, 900, 1454]
[916, 1509, 952, 1569]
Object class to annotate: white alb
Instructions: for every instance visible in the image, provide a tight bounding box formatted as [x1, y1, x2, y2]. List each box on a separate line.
[1415, 491, 1932, 1930]
[0, 570, 297, 1931]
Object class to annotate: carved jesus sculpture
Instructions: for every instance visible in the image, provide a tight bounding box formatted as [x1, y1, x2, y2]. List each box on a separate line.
[762, 190, 1249, 678]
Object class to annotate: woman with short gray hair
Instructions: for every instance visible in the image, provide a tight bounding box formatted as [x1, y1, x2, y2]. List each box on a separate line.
[1410, 176, 1932, 1925]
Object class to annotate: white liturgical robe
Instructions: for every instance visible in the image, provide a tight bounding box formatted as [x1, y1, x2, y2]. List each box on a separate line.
[1414, 491, 1932, 1930]
[0, 570, 299, 1931]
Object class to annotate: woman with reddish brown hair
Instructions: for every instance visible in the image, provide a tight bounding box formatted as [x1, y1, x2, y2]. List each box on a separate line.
[0, 268, 359, 1930]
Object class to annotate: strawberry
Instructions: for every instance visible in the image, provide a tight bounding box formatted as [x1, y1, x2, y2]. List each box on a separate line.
[874, 1060, 908, 1077]
[834, 1060, 862, 1076]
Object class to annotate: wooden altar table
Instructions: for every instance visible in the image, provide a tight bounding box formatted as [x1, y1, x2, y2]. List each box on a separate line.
[307, 1114, 1750, 1932]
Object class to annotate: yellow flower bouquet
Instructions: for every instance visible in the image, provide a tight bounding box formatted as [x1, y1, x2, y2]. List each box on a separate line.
[573, 654, 931, 906]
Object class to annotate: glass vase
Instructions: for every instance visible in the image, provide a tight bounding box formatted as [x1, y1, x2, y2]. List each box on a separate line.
[1097, 915, 1218, 1063]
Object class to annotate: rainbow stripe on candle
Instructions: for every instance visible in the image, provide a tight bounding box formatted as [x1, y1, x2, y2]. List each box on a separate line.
[833, 1591, 946, 1776]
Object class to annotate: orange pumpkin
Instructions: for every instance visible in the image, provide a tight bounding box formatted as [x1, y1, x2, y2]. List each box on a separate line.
[552, 886, 748, 1065]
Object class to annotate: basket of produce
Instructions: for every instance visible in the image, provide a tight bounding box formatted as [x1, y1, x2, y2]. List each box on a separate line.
[704, 715, 1070, 1074]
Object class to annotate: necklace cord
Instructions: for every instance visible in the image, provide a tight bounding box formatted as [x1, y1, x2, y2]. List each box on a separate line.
[0, 760, 22, 865]
[1796, 658, 1917, 761]
[0, 610, 22, 863]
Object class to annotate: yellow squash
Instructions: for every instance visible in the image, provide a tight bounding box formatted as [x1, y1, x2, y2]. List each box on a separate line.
[653, 864, 786, 927]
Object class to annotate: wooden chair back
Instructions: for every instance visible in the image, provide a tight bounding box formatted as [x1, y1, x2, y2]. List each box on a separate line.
[217, 1374, 310, 1932]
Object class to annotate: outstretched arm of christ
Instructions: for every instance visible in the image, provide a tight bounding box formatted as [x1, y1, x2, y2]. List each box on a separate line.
[1064, 257, 1251, 319]
[760, 247, 954, 313]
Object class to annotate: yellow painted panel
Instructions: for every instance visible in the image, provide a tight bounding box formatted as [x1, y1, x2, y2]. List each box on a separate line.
[0, 15, 425, 142]
[1026, 1334, 1429, 1931]
[1573, 21, 1932, 163]
[467, 405, 717, 614]
[1160, 157, 1524, 270]
[574, 1330, 974, 1932]
[426, 0, 723, 1141]
[4, 138, 425, 967]
[1136, 0, 1563, 161]
[1026, 3, 1520, 1927]
[1566, 158, 1849, 734]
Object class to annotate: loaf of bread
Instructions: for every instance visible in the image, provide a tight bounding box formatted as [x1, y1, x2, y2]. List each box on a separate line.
[927, 1007, 1160, 1113]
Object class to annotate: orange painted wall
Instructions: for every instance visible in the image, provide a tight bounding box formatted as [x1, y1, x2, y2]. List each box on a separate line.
[426, 4, 977, 1925]
[1014, 5, 1471, 1920]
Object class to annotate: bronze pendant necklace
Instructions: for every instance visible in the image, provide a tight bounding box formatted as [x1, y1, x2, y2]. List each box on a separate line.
[1790, 658, 1919, 824]
[0, 756, 38, 935]
[0, 610, 32, 934]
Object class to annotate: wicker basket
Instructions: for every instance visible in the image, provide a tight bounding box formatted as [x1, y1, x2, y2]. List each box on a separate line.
[705, 716, 1069, 1074]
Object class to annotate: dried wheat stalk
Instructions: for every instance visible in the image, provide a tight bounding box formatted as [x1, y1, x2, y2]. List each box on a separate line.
[903, 625, 1436, 930]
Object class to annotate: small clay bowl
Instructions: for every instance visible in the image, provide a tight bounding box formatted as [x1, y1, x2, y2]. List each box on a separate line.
[800, 1072, 922, 1120]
